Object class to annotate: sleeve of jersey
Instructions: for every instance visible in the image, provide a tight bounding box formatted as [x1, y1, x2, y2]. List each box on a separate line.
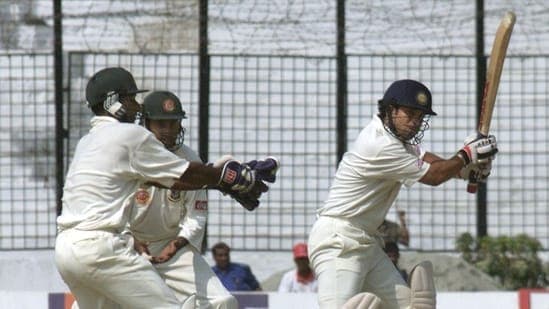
[131, 134, 190, 188]
[351, 142, 430, 188]
[178, 189, 208, 251]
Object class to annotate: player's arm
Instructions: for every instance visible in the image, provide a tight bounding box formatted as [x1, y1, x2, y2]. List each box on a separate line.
[420, 135, 498, 186]
[150, 237, 188, 264]
[419, 152, 464, 186]
[178, 189, 208, 251]
[171, 161, 222, 190]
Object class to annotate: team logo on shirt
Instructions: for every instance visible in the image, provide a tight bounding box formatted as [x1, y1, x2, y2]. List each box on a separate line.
[135, 189, 151, 205]
[195, 200, 208, 210]
[162, 99, 176, 112]
[168, 190, 182, 202]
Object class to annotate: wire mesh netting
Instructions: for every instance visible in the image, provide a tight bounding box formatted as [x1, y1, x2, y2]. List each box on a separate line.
[1, 0, 549, 251]
[0, 53, 57, 248]
[59, 53, 549, 251]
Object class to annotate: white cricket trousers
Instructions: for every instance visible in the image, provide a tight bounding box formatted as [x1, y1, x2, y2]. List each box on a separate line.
[55, 229, 183, 309]
[147, 239, 238, 309]
[308, 216, 410, 309]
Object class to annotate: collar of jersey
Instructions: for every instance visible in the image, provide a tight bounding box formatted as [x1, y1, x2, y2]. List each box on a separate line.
[90, 115, 120, 128]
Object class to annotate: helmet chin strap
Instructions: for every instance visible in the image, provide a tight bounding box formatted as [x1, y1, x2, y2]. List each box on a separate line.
[103, 91, 127, 120]
[384, 111, 429, 145]
[166, 128, 185, 152]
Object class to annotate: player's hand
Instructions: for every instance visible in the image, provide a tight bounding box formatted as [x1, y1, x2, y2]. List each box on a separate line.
[457, 135, 498, 166]
[218, 160, 256, 193]
[458, 161, 492, 182]
[216, 156, 279, 211]
[219, 178, 269, 211]
[230, 157, 278, 210]
[151, 237, 188, 264]
[133, 238, 151, 259]
[245, 157, 280, 183]
[463, 133, 480, 146]
[472, 161, 493, 183]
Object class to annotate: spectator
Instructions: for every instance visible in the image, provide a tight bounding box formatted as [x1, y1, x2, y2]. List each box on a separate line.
[278, 242, 318, 293]
[211, 242, 262, 291]
[384, 241, 408, 282]
[378, 210, 410, 246]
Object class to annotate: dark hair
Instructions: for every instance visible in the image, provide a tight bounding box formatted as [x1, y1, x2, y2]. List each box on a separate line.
[88, 100, 102, 115]
[377, 100, 393, 121]
[211, 242, 230, 255]
[384, 241, 400, 254]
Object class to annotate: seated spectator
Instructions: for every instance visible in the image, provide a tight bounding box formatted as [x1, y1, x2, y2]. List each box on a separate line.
[384, 241, 408, 282]
[377, 210, 410, 246]
[211, 242, 262, 291]
[278, 242, 318, 293]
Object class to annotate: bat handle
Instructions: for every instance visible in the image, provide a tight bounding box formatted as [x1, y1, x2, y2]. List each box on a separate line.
[465, 132, 487, 194]
[467, 182, 478, 193]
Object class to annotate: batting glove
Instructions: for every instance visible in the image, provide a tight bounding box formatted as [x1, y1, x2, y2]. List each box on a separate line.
[218, 160, 256, 193]
[458, 161, 492, 182]
[456, 135, 498, 166]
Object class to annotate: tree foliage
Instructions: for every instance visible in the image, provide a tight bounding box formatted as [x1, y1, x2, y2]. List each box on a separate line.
[456, 233, 548, 290]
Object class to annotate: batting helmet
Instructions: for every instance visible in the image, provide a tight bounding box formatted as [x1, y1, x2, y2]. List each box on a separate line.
[378, 79, 437, 116]
[142, 91, 187, 120]
[141, 91, 187, 151]
[85, 67, 148, 107]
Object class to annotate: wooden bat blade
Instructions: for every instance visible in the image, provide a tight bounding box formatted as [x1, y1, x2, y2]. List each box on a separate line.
[478, 11, 516, 136]
[467, 11, 515, 194]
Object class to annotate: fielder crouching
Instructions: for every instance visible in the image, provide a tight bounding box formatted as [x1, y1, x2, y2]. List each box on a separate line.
[308, 79, 498, 308]
[127, 90, 241, 309]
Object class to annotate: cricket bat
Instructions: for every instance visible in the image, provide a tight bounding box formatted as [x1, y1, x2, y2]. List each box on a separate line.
[467, 11, 516, 193]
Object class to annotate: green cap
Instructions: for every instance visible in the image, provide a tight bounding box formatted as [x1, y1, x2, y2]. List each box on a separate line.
[142, 91, 187, 120]
[85, 67, 148, 107]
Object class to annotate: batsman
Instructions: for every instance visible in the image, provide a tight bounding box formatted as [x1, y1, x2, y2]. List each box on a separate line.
[307, 79, 498, 308]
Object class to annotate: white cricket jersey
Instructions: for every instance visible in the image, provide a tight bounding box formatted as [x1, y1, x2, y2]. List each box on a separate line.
[317, 115, 430, 234]
[128, 145, 208, 251]
[58, 116, 189, 233]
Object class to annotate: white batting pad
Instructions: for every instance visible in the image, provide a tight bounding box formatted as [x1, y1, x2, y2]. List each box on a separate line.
[181, 294, 196, 309]
[342, 292, 383, 309]
[408, 261, 436, 309]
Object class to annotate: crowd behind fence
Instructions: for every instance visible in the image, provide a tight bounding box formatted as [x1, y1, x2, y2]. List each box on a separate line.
[0, 52, 548, 251]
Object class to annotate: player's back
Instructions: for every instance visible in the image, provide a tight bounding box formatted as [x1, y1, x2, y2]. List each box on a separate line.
[59, 116, 154, 232]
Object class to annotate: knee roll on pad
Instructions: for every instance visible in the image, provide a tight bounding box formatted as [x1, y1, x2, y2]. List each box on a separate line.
[342, 292, 383, 309]
[181, 294, 196, 309]
[409, 261, 436, 309]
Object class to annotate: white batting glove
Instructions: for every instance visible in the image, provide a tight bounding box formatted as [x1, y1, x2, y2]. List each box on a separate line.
[457, 135, 498, 166]
[458, 161, 492, 182]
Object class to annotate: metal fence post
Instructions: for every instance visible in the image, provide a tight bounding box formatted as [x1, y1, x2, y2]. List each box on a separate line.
[336, 0, 347, 164]
[54, 0, 64, 216]
[475, 0, 487, 238]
